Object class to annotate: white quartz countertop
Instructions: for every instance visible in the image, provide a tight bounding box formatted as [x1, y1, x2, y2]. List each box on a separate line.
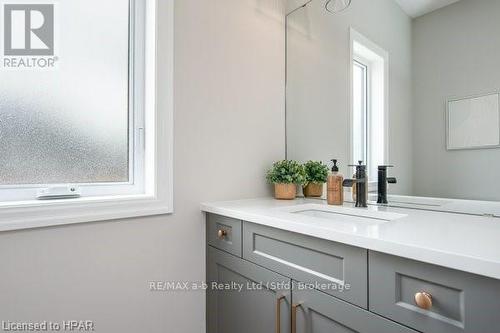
[201, 198, 500, 280]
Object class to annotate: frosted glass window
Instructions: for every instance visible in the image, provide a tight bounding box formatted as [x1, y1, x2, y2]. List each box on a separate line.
[0, 0, 130, 185]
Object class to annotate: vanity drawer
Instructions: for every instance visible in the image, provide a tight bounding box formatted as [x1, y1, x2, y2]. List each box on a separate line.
[207, 214, 242, 257]
[369, 251, 500, 333]
[243, 222, 367, 308]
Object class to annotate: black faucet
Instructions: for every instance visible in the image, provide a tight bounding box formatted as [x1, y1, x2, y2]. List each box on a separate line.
[377, 165, 397, 204]
[343, 161, 368, 208]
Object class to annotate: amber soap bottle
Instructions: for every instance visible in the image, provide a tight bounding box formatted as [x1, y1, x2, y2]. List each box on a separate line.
[327, 159, 344, 205]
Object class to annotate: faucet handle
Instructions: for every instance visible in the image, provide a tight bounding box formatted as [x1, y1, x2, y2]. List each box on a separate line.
[343, 179, 355, 187]
[387, 177, 397, 184]
[378, 165, 394, 170]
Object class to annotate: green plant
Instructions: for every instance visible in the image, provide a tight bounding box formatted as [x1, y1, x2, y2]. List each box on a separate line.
[266, 160, 306, 185]
[303, 161, 329, 185]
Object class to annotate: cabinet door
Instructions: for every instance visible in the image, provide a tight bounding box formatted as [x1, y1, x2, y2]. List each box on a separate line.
[369, 251, 500, 333]
[292, 285, 417, 333]
[207, 246, 291, 333]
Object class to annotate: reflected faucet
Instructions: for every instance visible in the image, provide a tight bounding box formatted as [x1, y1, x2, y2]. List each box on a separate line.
[377, 165, 397, 204]
[343, 161, 368, 208]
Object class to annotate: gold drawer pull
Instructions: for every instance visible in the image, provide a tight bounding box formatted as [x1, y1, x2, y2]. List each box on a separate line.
[217, 229, 227, 239]
[292, 303, 302, 333]
[276, 295, 285, 333]
[415, 292, 433, 310]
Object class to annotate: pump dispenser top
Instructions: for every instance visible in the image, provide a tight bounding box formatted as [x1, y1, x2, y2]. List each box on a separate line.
[331, 159, 339, 172]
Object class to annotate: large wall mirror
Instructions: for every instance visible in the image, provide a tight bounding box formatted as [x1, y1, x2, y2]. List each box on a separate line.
[286, 0, 500, 214]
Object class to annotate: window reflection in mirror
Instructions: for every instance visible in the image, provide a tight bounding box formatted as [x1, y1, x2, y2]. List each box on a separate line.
[351, 29, 388, 181]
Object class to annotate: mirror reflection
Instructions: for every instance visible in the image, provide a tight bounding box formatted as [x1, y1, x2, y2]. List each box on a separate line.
[286, 0, 500, 208]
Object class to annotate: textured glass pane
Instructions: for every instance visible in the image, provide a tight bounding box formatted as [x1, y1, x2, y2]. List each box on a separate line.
[0, 0, 130, 185]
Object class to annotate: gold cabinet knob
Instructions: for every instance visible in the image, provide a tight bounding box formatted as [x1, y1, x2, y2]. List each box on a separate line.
[217, 229, 227, 239]
[415, 292, 433, 310]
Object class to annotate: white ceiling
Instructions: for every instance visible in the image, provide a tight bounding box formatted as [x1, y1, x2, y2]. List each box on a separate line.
[395, 0, 462, 18]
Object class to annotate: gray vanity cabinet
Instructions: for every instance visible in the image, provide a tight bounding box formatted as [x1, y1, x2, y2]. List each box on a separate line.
[206, 244, 416, 333]
[206, 214, 500, 333]
[207, 246, 292, 333]
[293, 286, 417, 333]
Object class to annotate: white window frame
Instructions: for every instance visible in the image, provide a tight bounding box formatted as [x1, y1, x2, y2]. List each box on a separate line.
[0, 0, 145, 202]
[349, 27, 389, 185]
[352, 59, 369, 164]
[0, 0, 174, 231]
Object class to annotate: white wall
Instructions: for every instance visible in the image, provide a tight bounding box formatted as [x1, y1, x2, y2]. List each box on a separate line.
[0, 0, 286, 332]
[286, 0, 413, 194]
[412, 0, 500, 200]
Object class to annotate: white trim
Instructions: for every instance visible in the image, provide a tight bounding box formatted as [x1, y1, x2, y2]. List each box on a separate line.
[0, 0, 174, 231]
[352, 59, 368, 163]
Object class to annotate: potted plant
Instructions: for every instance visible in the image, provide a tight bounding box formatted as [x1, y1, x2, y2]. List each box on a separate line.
[266, 160, 305, 200]
[302, 161, 329, 198]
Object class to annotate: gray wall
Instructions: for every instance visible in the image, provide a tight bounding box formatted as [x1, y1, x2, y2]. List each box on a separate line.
[0, 0, 285, 332]
[286, 0, 413, 194]
[412, 0, 500, 200]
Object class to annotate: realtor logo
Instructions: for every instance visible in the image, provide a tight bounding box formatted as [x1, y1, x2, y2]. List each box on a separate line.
[4, 4, 54, 56]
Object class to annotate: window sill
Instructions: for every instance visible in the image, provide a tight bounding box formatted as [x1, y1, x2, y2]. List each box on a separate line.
[0, 194, 173, 232]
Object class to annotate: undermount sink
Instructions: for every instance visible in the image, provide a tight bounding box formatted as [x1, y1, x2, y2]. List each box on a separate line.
[280, 204, 407, 225]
